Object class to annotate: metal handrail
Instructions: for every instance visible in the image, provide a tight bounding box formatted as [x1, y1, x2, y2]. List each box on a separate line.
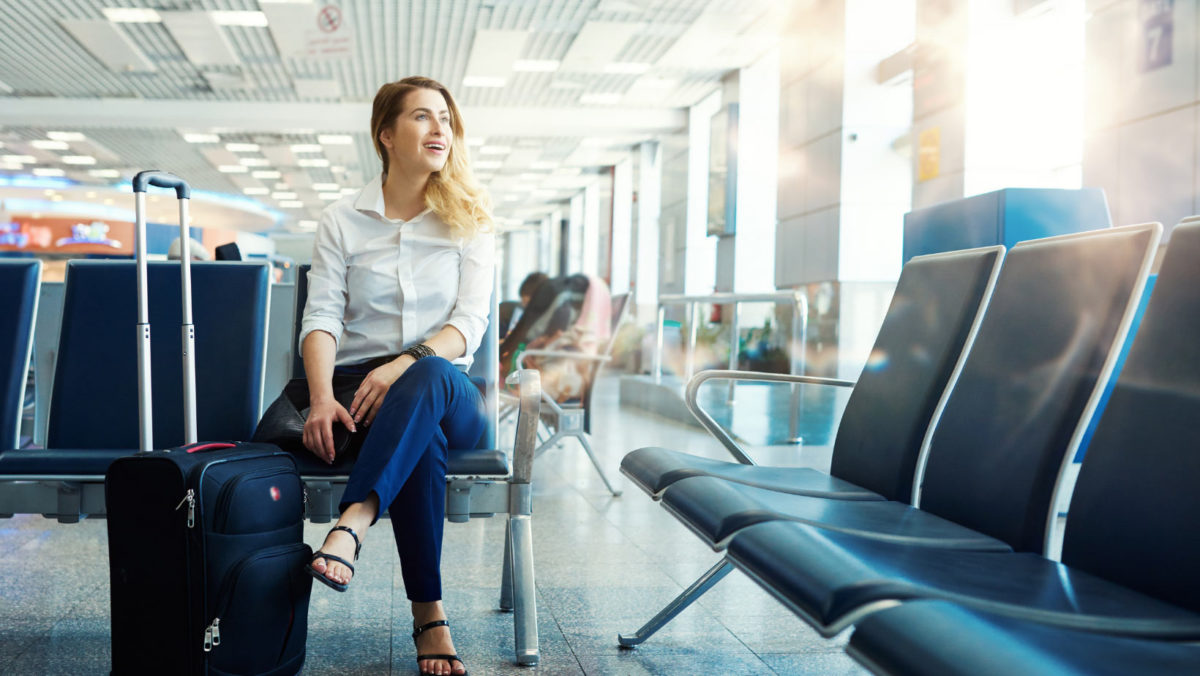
[652, 289, 810, 442]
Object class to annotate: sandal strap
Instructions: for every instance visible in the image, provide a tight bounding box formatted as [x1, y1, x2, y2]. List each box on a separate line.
[330, 525, 362, 561]
[412, 619, 449, 639]
[311, 551, 355, 574]
[416, 654, 462, 664]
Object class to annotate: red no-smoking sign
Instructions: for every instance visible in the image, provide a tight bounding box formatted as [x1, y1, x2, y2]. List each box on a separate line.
[317, 5, 342, 33]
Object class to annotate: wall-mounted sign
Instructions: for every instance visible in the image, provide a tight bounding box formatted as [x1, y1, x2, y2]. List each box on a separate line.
[1140, 0, 1174, 72]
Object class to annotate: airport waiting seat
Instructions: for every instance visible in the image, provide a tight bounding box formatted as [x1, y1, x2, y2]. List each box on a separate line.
[619, 224, 1160, 646]
[503, 291, 631, 497]
[721, 222, 1200, 640]
[284, 264, 543, 666]
[0, 259, 42, 450]
[847, 600, 1200, 676]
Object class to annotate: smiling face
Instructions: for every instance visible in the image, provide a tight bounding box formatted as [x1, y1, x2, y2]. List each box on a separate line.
[378, 87, 453, 176]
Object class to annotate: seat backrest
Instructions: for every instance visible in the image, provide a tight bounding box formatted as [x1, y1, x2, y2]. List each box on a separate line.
[48, 261, 271, 449]
[0, 259, 42, 449]
[918, 224, 1159, 554]
[1061, 221, 1200, 614]
[291, 264, 500, 451]
[828, 246, 1003, 502]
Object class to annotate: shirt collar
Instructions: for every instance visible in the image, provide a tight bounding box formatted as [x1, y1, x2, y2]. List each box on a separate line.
[354, 173, 433, 224]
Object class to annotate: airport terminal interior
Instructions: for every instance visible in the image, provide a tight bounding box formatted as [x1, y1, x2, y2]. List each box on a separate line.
[3, 0, 1200, 674]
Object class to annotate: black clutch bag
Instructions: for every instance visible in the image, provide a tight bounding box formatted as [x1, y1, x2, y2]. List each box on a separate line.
[252, 375, 364, 455]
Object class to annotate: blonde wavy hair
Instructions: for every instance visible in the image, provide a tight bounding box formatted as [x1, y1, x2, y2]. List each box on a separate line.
[371, 76, 493, 239]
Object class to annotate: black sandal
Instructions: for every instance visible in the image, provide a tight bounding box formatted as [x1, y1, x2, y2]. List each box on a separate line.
[305, 525, 361, 592]
[412, 619, 468, 675]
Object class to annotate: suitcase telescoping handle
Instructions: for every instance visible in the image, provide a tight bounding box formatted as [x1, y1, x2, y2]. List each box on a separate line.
[132, 170, 197, 452]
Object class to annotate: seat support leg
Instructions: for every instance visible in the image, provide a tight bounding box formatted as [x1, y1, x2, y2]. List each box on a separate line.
[508, 514, 539, 666]
[617, 559, 734, 647]
[576, 433, 622, 497]
[499, 517, 514, 612]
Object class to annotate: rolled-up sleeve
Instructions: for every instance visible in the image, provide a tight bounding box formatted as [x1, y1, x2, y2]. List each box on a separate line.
[446, 230, 496, 356]
[298, 209, 348, 350]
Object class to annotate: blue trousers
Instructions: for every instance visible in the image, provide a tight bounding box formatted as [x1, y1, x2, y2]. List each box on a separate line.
[337, 357, 485, 602]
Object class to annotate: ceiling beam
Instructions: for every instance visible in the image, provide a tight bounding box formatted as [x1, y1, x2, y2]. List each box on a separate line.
[0, 98, 687, 138]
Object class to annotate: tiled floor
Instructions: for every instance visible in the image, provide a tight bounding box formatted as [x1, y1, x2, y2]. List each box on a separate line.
[0, 375, 867, 674]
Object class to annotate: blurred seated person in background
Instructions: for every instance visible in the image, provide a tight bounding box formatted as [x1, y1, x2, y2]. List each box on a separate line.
[500, 273, 611, 403]
[498, 272, 548, 337]
[166, 236, 211, 261]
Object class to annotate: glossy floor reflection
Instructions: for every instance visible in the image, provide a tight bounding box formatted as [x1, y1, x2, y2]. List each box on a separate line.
[0, 375, 866, 674]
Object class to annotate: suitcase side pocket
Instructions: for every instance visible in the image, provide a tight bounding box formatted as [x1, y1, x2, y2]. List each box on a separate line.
[204, 542, 312, 676]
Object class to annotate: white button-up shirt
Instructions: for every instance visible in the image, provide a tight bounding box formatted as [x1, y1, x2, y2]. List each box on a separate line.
[299, 174, 495, 368]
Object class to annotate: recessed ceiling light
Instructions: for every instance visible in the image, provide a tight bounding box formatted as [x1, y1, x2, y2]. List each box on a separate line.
[218, 165, 249, 173]
[31, 140, 70, 150]
[2, 155, 36, 164]
[33, 167, 66, 177]
[512, 59, 560, 72]
[312, 183, 339, 191]
[226, 143, 260, 152]
[210, 10, 269, 27]
[272, 191, 298, 200]
[317, 134, 353, 145]
[47, 131, 86, 142]
[63, 155, 97, 165]
[340, 188, 357, 195]
[297, 220, 318, 230]
[290, 144, 322, 153]
[89, 169, 120, 178]
[297, 158, 329, 168]
[462, 76, 506, 88]
[243, 187, 269, 195]
[239, 158, 271, 167]
[101, 8, 162, 23]
[252, 170, 282, 179]
[182, 133, 220, 143]
[279, 200, 304, 208]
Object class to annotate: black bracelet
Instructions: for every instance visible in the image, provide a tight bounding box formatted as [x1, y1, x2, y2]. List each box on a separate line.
[401, 344, 435, 361]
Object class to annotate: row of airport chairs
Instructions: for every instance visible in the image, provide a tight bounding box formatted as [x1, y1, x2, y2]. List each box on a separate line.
[619, 221, 1200, 674]
[0, 259, 543, 666]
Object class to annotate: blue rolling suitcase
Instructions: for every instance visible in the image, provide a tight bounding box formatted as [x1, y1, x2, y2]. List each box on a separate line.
[105, 171, 312, 675]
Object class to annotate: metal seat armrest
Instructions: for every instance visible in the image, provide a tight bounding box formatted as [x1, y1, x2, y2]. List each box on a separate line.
[509, 369, 541, 485]
[684, 369, 857, 465]
[516, 349, 612, 369]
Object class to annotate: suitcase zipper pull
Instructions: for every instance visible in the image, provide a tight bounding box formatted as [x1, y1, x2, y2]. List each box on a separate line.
[203, 618, 220, 651]
[175, 489, 195, 528]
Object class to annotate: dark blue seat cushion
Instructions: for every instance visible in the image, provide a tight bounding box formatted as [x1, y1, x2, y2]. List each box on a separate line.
[849, 601, 1200, 676]
[288, 448, 509, 477]
[0, 448, 135, 475]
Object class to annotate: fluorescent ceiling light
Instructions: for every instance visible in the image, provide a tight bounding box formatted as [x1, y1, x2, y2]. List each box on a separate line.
[297, 158, 329, 168]
[183, 133, 220, 143]
[253, 170, 282, 179]
[297, 219, 318, 229]
[61, 18, 156, 72]
[340, 187, 357, 195]
[318, 192, 341, 200]
[290, 144, 322, 153]
[161, 11, 241, 67]
[48, 131, 86, 142]
[312, 183, 339, 191]
[604, 62, 651, 74]
[317, 135, 353, 145]
[32, 140, 70, 150]
[272, 191, 297, 199]
[218, 165, 249, 173]
[62, 155, 97, 165]
[239, 157, 271, 166]
[89, 169, 121, 177]
[33, 168, 66, 177]
[462, 76, 506, 88]
[226, 142, 260, 152]
[579, 93, 622, 105]
[2, 155, 36, 163]
[513, 59, 560, 72]
[479, 145, 512, 155]
[244, 187, 270, 195]
[279, 200, 304, 208]
[101, 8, 162, 23]
[474, 160, 504, 169]
[211, 11, 269, 27]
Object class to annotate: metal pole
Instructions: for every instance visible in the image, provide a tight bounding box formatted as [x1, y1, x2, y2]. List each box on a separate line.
[787, 291, 804, 444]
[654, 304, 666, 384]
[726, 303, 740, 404]
[134, 192, 153, 452]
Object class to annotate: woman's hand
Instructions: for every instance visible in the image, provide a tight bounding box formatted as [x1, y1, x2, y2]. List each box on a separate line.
[303, 396, 356, 464]
[350, 356, 414, 427]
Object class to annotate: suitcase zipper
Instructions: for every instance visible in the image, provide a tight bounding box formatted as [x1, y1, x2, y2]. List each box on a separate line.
[175, 488, 195, 528]
[203, 618, 221, 651]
